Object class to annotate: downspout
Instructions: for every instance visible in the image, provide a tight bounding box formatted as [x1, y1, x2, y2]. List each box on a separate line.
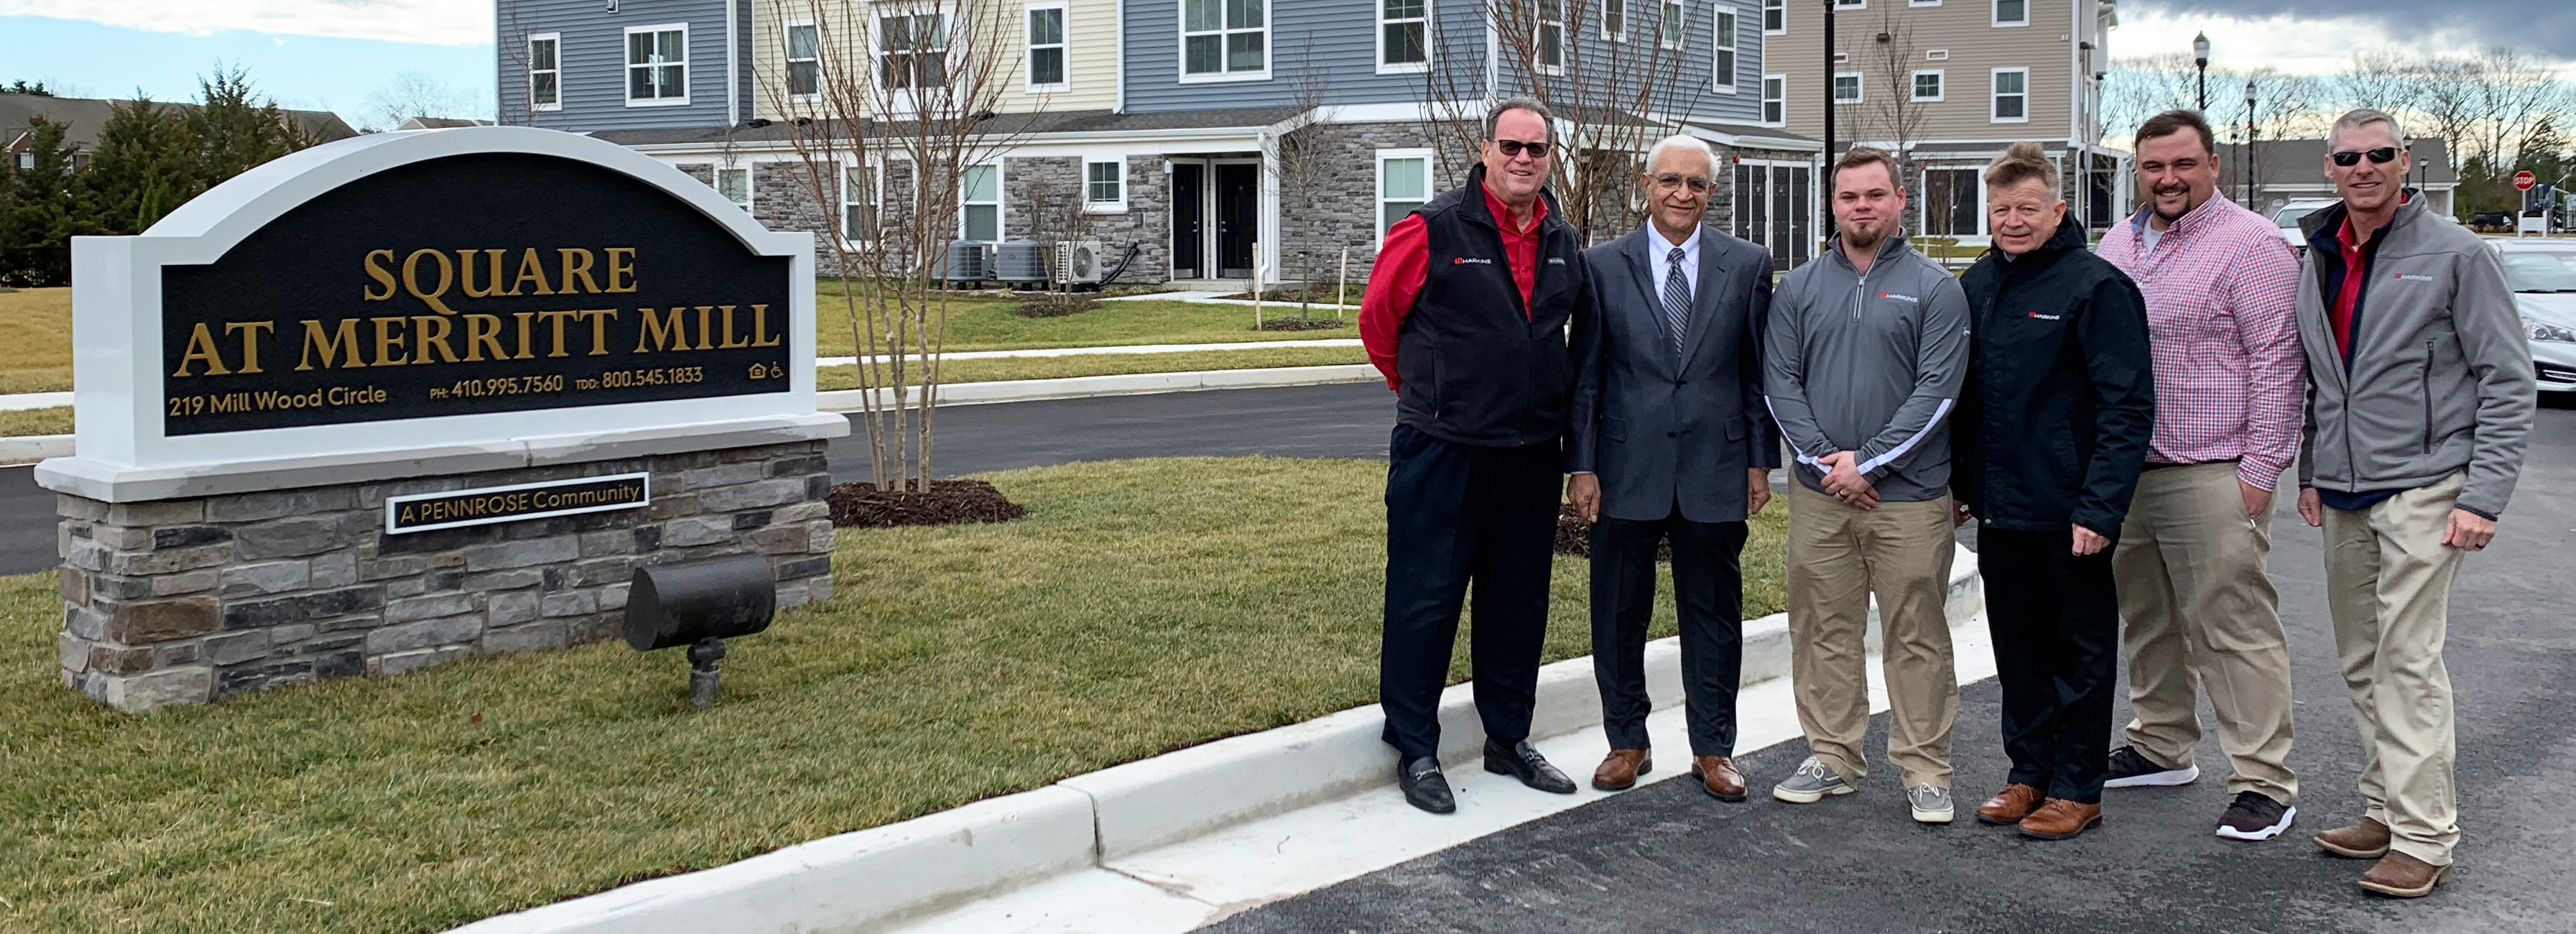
[727, 0, 741, 126]
[1115, 0, 1128, 114]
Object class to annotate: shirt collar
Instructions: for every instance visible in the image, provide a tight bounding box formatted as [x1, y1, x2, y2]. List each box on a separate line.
[2337, 190, 2411, 254]
[1649, 223, 1700, 257]
[1481, 183, 1547, 235]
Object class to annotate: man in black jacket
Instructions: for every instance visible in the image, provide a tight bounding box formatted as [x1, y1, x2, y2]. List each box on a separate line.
[1358, 98, 1588, 814]
[1954, 143, 2156, 841]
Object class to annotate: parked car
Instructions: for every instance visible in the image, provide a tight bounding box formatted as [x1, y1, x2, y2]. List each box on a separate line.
[2271, 199, 2342, 252]
[2470, 210, 2515, 233]
[2490, 238, 2576, 396]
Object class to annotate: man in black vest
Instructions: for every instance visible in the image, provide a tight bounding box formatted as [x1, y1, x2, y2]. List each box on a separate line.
[1360, 97, 1589, 814]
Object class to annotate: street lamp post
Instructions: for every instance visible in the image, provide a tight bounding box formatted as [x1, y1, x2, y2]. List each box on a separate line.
[1823, 0, 1838, 241]
[2192, 32, 2210, 112]
[2244, 78, 2258, 208]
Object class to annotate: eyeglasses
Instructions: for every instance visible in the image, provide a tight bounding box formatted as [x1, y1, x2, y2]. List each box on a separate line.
[1651, 173, 1714, 193]
[1491, 139, 1554, 159]
[2330, 147, 2401, 167]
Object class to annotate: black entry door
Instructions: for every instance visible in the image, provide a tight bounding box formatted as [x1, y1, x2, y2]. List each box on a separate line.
[1171, 162, 1205, 279]
[1215, 162, 1258, 278]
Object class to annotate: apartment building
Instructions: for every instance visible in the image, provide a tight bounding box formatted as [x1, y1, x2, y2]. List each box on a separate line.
[494, 0, 1823, 282]
[1760, 0, 2127, 239]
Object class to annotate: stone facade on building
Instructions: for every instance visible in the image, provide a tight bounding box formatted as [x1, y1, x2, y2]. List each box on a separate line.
[55, 440, 836, 712]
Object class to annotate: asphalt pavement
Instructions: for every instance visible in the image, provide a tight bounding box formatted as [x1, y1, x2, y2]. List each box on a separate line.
[1209, 399, 2576, 933]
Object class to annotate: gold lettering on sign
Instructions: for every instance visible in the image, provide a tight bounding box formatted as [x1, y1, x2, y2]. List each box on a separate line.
[402, 249, 458, 315]
[751, 304, 782, 347]
[173, 323, 230, 376]
[363, 249, 399, 301]
[412, 315, 463, 364]
[373, 315, 409, 366]
[636, 307, 690, 353]
[224, 321, 275, 374]
[512, 248, 556, 296]
[459, 249, 509, 298]
[578, 309, 618, 356]
[462, 314, 507, 362]
[559, 249, 603, 295]
[604, 247, 638, 292]
[298, 319, 366, 371]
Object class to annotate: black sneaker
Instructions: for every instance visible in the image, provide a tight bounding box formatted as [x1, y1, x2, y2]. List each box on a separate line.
[2215, 791, 2296, 841]
[2102, 746, 2200, 788]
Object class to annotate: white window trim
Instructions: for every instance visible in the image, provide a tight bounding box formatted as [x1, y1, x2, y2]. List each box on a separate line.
[1909, 0, 1942, 6]
[1537, 0, 1569, 75]
[1083, 157, 1130, 213]
[1833, 0, 1866, 7]
[1177, 0, 1272, 83]
[1834, 70, 1863, 104]
[782, 20, 822, 103]
[1377, 0, 1432, 74]
[876, 6, 955, 101]
[840, 158, 884, 246]
[1711, 9, 1738, 94]
[1911, 68, 1945, 102]
[1603, 0, 1630, 42]
[1376, 147, 1436, 234]
[1919, 166, 1988, 237]
[1656, 0, 1685, 53]
[1762, 0, 1785, 35]
[527, 32, 562, 112]
[961, 162, 1004, 242]
[715, 163, 754, 211]
[1026, 2, 1072, 93]
[1991, 0, 2029, 27]
[1760, 73, 1786, 127]
[1990, 67, 2029, 123]
[1925, 48, 1950, 60]
[624, 22, 691, 108]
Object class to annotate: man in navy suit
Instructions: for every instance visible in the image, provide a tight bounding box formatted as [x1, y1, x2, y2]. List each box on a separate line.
[1565, 134, 1780, 802]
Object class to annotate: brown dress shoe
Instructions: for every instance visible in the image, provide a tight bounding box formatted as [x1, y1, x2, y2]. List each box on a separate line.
[1975, 783, 2044, 826]
[1592, 749, 1651, 791]
[1690, 755, 1747, 802]
[2315, 817, 2394, 859]
[2017, 798, 2105, 840]
[2359, 851, 2448, 898]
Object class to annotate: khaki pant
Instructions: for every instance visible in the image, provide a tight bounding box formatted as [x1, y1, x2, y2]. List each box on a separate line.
[2322, 471, 2468, 867]
[1785, 483, 1958, 788]
[2111, 462, 2299, 804]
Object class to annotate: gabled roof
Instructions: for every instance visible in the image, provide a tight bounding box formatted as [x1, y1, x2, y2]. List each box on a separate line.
[0, 93, 359, 151]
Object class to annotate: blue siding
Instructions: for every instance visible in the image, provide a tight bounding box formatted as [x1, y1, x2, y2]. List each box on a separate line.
[1488, 0, 1762, 126]
[1122, 0, 1489, 112]
[497, 0, 749, 132]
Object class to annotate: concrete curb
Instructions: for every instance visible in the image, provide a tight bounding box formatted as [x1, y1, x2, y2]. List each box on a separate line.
[0, 434, 72, 464]
[814, 364, 1379, 412]
[446, 552, 1983, 934]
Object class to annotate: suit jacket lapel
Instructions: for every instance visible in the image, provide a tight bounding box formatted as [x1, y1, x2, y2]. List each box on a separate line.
[1623, 229, 1676, 379]
[1677, 226, 1725, 372]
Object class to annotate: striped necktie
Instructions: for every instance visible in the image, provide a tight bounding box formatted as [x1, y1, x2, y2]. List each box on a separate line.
[1663, 246, 1690, 359]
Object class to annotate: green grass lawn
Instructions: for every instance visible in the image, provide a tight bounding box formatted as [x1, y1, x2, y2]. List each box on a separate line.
[0, 456, 1785, 933]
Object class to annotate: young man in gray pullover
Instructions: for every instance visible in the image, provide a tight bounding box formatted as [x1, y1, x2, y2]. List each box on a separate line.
[1762, 147, 1973, 824]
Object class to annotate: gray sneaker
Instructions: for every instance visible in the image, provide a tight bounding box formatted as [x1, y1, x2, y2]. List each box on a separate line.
[1771, 756, 1855, 804]
[1907, 785, 1955, 824]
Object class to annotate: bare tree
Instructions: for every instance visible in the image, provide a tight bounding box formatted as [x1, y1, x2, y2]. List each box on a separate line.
[1857, 11, 1931, 212]
[1266, 32, 1336, 314]
[2101, 52, 2200, 143]
[759, 0, 1048, 492]
[363, 71, 470, 131]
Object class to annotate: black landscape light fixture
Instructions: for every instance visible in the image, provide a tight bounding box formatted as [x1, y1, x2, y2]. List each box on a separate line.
[624, 554, 779, 708]
[2193, 32, 2210, 112]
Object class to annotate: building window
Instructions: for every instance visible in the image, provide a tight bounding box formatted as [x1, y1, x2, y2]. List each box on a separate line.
[1912, 69, 1944, 101]
[1763, 0, 1784, 34]
[1378, 149, 1434, 234]
[1909, 0, 1941, 6]
[1713, 10, 1738, 93]
[1761, 74, 1785, 125]
[1538, 0, 1567, 72]
[1991, 68, 2027, 121]
[1925, 48, 1949, 60]
[1603, 0, 1628, 40]
[715, 165, 751, 210]
[527, 33, 561, 111]
[1027, 4, 1068, 91]
[1381, 0, 1428, 70]
[1658, 1, 1685, 51]
[1085, 159, 1127, 212]
[785, 22, 821, 98]
[1733, 160, 1815, 269]
[1182, 0, 1267, 79]
[1834, 71, 1862, 103]
[843, 162, 879, 241]
[1993, 0, 2026, 26]
[625, 24, 689, 106]
[962, 163, 1001, 241]
[881, 12, 950, 90]
[1834, 0, 1864, 7]
[1921, 167, 1980, 236]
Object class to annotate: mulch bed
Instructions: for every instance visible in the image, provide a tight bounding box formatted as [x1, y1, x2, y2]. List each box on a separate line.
[828, 479, 1029, 528]
[1553, 504, 1672, 561]
[1012, 295, 1099, 318]
[1254, 316, 1350, 331]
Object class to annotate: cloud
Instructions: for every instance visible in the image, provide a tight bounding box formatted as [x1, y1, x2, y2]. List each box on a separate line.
[2126, 0, 2576, 66]
[0, 0, 493, 47]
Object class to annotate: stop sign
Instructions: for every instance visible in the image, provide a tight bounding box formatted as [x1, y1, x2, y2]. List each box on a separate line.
[2515, 170, 2537, 190]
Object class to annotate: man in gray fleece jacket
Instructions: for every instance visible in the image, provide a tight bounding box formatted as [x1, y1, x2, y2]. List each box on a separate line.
[2292, 109, 2536, 899]
[1761, 147, 1973, 824]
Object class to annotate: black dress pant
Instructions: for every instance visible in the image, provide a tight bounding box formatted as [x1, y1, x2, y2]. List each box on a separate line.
[1591, 507, 1748, 757]
[1379, 424, 1562, 761]
[1980, 526, 2122, 804]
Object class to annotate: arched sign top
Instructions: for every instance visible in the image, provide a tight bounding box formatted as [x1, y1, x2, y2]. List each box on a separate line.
[39, 126, 838, 504]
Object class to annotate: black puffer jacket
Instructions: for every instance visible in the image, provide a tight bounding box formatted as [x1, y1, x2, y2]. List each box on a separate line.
[1953, 221, 2156, 535]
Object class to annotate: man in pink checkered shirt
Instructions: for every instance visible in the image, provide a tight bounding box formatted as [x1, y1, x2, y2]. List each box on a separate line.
[2092, 109, 2306, 843]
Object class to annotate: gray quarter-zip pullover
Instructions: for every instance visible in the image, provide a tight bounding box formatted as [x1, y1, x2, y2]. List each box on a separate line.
[1764, 234, 1972, 502]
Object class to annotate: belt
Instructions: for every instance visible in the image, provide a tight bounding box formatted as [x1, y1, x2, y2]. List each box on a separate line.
[2142, 458, 2240, 471]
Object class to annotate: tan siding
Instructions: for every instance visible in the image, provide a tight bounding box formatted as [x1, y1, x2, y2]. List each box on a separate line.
[751, 0, 1115, 120]
[1766, 0, 2082, 147]
[995, 0, 1119, 113]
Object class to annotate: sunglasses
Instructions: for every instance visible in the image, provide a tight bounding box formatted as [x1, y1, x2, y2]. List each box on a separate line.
[1491, 139, 1554, 159]
[2330, 147, 2401, 167]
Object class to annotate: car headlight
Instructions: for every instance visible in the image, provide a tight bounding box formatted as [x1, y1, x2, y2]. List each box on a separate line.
[2528, 318, 2576, 343]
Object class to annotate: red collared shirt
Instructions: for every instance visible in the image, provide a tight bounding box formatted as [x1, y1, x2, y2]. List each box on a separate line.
[1358, 185, 1547, 391]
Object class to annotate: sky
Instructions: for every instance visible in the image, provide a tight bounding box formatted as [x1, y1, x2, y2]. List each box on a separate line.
[0, 0, 2567, 129]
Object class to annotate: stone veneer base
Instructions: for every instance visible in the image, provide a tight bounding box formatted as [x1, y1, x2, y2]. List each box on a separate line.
[55, 440, 837, 712]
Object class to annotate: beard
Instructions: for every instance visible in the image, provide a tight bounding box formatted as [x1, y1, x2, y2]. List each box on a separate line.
[2151, 187, 2194, 222]
[1843, 221, 1889, 251]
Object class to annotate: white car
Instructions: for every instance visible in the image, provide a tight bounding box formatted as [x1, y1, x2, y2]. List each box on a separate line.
[2270, 199, 2342, 251]
[2489, 238, 2576, 395]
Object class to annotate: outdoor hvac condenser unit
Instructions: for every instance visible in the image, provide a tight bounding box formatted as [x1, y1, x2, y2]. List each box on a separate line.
[991, 239, 1048, 282]
[1055, 240, 1105, 285]
[944, 240, 990, 282]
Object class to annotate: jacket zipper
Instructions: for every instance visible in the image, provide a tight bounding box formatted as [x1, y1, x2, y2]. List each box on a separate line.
[1850, 274, 1868, 320]
[2421, 341, 2436, 453]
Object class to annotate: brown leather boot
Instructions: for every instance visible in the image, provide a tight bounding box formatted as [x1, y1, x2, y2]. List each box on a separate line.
[2315, 817, 2393, 859]
[1592, 749, 1651, 791]
[1691, 755, 1747, 802]
[2359, 851, 2448, 898]
[2017, 799, 2105, 840]
[1975, 783, 2044, 826]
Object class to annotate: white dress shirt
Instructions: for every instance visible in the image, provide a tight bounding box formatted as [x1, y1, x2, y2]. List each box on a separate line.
[1651, 222, 1702, 300]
